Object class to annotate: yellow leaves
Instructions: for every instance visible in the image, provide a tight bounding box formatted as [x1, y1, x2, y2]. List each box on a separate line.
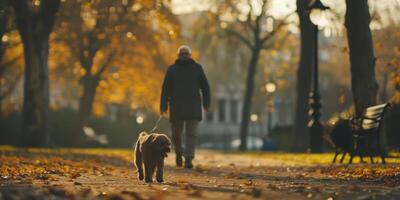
[153, 34, 161, 41]
[341, 46, 348, 53]
[93, 101, 106, 116]
[194, 164, 208, 173]
[125, 32, 136, 41]
[395, 46, 400, 54]
[375, 42, 383, 50]
[391, 91, 400, 103]
[243, 179, 254, 186]
[321, 165, 400, 186]
[79, 68, 86, 76]
[131, 3, 143, 12]
[168, 30, 177, 40]
[224, 172, 243, 179]
[0, 147, 133, 186]
[270, 50, 278, 57]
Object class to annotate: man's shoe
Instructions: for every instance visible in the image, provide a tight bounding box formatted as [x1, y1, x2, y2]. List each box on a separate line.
[184, 157, 193, 169]
[176, 155, 183, 167]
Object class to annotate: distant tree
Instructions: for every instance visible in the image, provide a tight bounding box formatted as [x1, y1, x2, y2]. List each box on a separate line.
[0, 0, 18, 102]
[0, 0, 8, 63]
[56, 0, 179, 144]
[291, 0, 314, 152]
[373, 22, 400, 150]
[345, 0, 378, 117]
[374, 25, 400, 103]
[11, 0, 60, 147]
[217, 0, 293, 150]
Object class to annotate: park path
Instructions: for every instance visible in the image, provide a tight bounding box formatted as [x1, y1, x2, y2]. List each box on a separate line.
[1, 149, 400, 200]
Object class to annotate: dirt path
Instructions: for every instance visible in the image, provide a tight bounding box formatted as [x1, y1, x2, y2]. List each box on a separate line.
[1, 149, 400, 200]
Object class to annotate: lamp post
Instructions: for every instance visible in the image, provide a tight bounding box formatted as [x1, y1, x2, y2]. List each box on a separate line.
[265, 81, 276, 135]
[307, 0, 329, 153]
[250, 114, 258, 150]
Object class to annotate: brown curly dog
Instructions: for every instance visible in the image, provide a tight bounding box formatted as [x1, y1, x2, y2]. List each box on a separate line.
[134, 132, 171, 183]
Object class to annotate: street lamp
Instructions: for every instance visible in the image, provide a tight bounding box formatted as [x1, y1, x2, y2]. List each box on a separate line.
[265, 81, 276, 135]
[307, 0, 329, 153]
[250, 114, 259, 150]
[136, 112, 145, 125]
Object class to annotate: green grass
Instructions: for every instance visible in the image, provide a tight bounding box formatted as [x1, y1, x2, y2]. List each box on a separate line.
[1, 145, 399, 165]
[221, 150, 400, 165]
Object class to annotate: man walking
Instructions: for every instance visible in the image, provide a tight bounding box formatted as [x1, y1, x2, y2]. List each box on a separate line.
[160, 45, 210, 169]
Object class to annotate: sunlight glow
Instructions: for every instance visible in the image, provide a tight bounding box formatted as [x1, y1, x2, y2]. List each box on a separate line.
[34, 0, 40, 7]
[1, 35, 8, 43]
[250, 114, 258, 122]
[136, 116, 144, 124]
[172, 0, 400, 37]
[265, 82, 277, 93]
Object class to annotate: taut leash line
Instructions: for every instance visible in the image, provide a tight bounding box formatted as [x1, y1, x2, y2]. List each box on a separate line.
[149, 115, 163, 133]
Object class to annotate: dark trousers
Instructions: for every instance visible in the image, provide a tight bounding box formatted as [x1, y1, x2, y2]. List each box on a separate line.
[171, 120, 199, 158]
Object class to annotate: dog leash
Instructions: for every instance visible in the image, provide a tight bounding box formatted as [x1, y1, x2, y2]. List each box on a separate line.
[149, 115, 163, 133]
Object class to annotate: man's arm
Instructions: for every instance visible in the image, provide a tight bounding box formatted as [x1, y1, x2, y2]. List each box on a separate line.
[199, 65, 210, 110]
[160, 68, 172, 114]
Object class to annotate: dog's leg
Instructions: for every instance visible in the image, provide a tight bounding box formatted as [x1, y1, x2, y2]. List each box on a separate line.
[332, 150, 339, 164]
[134, 140, 144, 181]
[156, 158, 164, 183]
[340, 152, 347, 163]
[144, 160, 153, 183]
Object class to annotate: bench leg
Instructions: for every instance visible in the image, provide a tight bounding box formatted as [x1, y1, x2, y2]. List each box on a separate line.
[381, 153, 386, 164]
[360, 155, 364, 163]
[349, 154, 353, 164]
[370, 156, 374, 163]
[340, 152, 347, 163]
[332, 151, 339, 164]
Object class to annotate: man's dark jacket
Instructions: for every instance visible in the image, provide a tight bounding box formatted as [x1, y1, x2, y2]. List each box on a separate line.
[160, 59, 210, 122]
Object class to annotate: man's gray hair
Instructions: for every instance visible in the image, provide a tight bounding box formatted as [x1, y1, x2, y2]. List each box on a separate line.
[177, 45, 192, 54]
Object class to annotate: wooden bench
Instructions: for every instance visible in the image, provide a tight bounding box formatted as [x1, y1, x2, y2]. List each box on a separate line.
[332, 103, 390, 164]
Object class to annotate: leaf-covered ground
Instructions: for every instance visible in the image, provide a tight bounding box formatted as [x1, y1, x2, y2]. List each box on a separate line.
[0, 146, 399, 200]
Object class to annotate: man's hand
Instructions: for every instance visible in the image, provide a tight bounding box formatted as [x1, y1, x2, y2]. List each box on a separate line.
[204, 107, 209, 113]
[160, 110, 167, 115]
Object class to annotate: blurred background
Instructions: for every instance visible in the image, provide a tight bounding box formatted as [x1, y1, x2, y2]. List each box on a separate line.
[0, 0, 399, 151]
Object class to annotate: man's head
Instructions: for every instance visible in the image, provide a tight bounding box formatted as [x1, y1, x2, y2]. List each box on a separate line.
[177, 45, 192, 60]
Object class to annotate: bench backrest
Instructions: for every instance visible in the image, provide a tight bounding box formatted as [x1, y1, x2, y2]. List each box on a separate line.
[361, 103, 389, 131]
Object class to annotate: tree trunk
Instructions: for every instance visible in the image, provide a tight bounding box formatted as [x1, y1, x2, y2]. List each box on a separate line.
[239, 47, 261, 150]
[0, 0, 7, 63]
[21, 33, 51, 147]
[12, 0, 60, 147]
[291, 0, 314, 152]
[345, 0, 378, 117]
[76, 75, 99, 143]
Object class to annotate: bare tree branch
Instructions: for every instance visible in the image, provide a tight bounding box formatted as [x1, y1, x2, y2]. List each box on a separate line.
[255, 0, 269, 30]
[225, 28, 253, 49]
[242, 0, 255, 32]
[94, 51, 116, 78]
[260, 11, 295, 44]
[261, 31, 290, 50]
